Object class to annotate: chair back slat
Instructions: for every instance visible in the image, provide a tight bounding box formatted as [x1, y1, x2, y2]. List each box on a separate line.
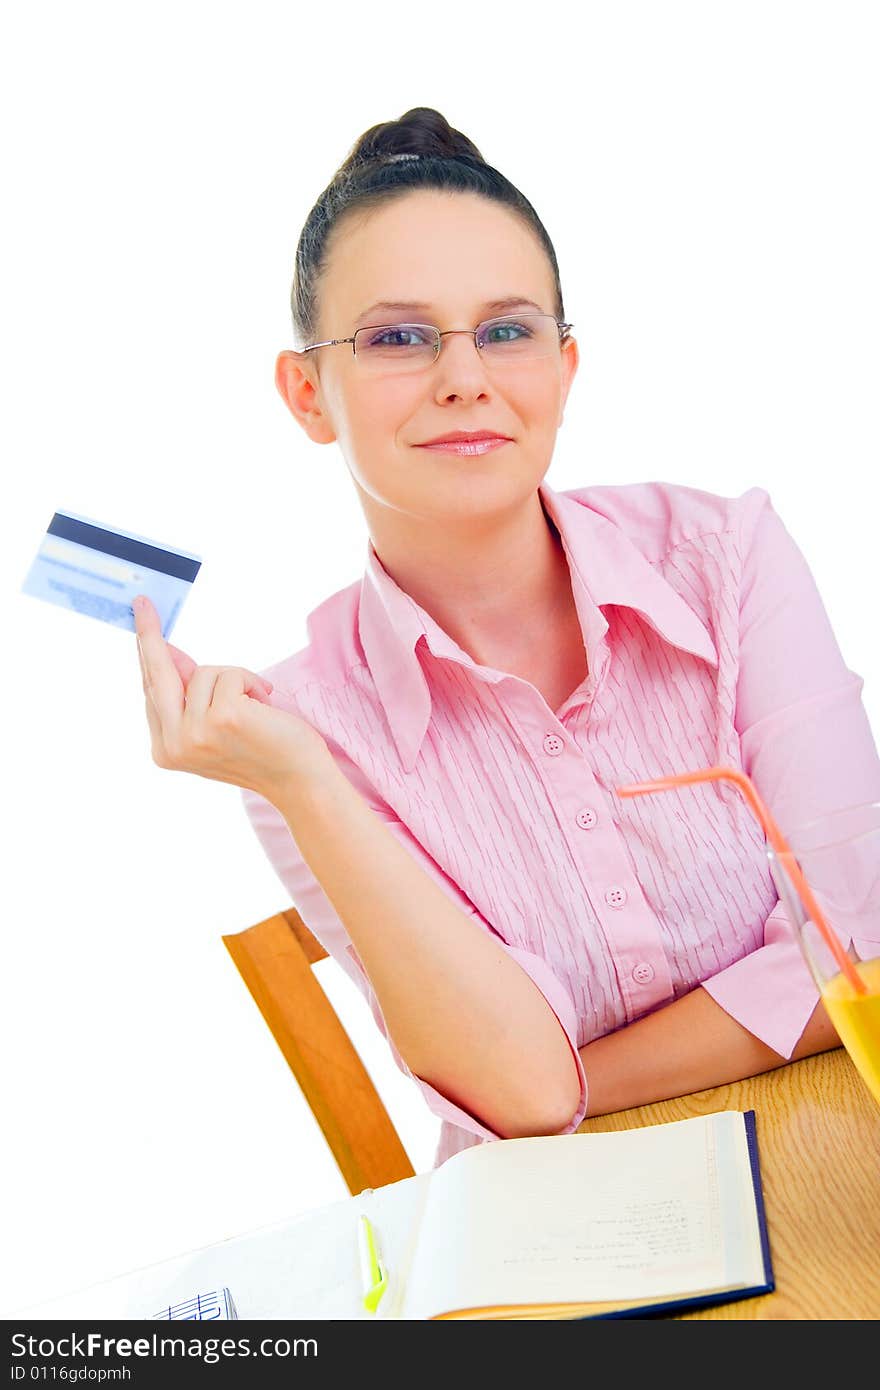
[223, 910, 416, 1195]
[281, 908, 328, 965]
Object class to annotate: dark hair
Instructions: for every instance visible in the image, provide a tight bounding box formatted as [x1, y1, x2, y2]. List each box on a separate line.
[290, 106, 566, 349]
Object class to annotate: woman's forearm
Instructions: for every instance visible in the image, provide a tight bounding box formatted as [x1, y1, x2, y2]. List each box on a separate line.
[273, 761, 582, 1139]
[579, 985, 841, 1117]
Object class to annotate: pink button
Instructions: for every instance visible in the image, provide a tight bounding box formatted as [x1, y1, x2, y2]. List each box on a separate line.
[542, 733, 564, 757]
[632, 962, 655, 985]
[605, 885, 628, 908]
[576, 807, 598, 830]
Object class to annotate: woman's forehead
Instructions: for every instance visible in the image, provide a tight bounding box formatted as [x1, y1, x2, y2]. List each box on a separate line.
[320, 191, 554, 321]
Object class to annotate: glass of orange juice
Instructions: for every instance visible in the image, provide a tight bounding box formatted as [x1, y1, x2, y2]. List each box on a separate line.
[766, 801, 880, 1106]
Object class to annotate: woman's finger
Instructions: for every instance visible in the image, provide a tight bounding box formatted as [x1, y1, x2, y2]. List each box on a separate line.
[136, 649, 171, 765]
[165, 640, 272, 699]
[132, 595, 184, 729]
[180, 665, 224, 720]
[237, 670, 275, 701]
[212, 666, 273, 707]
[167, 642, 199, 688]
[183, 666, 274, 723]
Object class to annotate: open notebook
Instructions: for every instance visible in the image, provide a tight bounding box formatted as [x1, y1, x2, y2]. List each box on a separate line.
[15, 1111, 773, 1321]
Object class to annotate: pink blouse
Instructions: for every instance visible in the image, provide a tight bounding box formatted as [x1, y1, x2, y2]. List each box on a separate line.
[240, 479, 880, 1168]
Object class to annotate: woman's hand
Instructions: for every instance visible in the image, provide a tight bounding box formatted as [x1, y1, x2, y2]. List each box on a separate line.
[133, 594, 333, 804]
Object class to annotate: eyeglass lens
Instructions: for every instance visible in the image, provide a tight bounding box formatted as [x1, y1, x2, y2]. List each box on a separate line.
[352, 313, 562, 372]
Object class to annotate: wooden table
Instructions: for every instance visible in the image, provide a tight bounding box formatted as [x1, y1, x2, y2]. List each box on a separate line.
[575, 1046, 880, 1319]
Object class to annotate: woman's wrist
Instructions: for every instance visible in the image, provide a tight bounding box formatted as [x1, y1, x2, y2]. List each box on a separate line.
[259, 746, 347, 823]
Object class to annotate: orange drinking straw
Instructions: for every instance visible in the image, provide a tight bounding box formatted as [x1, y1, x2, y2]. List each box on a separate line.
[615, 763, 867, 996]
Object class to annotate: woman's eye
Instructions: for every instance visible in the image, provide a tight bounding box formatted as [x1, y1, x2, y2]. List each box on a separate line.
[485, 319, 531, 343]
[370, 326, 429, 348]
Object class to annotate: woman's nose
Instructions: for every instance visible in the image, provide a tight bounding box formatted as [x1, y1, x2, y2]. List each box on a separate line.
[431, 331, 492, 397]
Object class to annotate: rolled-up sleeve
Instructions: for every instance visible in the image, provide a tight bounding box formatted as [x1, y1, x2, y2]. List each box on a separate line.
[240, 780, 588, 1143]
[701, 490, 880, 1057]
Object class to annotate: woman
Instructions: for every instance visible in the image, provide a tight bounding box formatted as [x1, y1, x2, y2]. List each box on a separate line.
[134, 107, 880, 1168]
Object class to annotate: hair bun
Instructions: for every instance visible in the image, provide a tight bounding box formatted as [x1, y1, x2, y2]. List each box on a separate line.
[291, 106, 566, 354]
[343, 106, 485, 170]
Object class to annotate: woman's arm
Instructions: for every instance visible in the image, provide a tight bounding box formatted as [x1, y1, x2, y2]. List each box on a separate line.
[700, 492, 880, 1058]
[133, 592, 583, 1142]
[271, 760, 583, 1140]
[579, 985, 840, 1117]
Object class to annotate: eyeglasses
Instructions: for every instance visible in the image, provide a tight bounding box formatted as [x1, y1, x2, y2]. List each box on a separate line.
[300, 313, 573, 376]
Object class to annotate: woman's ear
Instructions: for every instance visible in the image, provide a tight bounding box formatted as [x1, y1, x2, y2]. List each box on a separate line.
[558, 333, 580, 425]
[275, 350, 337, 444]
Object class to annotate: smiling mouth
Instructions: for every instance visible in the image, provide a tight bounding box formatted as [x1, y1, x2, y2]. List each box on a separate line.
[416, 438, 512, 456]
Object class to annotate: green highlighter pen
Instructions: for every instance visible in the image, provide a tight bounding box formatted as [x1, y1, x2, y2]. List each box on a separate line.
[357, 1213, 388, 1314]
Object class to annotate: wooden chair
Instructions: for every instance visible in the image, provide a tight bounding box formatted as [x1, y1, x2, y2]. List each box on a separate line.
[222, 907, 416, 1196]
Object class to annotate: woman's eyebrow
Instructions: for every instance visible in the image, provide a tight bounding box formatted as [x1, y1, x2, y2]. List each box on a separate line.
[353, 296, 545, 326]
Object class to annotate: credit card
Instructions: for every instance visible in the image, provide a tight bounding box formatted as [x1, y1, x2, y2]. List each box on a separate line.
[20, 509, 202, 639]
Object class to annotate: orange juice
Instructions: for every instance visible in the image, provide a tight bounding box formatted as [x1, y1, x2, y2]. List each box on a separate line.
[821, 956, 880, 1106]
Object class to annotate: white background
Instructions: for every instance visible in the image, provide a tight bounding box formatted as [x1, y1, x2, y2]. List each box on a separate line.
[2, 1, 878, 1316]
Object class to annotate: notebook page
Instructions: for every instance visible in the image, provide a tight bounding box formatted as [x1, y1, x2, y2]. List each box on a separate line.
[366, 1170, 435, 1320]
[14, 1173, 433, 1321]
[401, 1112, 756, 1320]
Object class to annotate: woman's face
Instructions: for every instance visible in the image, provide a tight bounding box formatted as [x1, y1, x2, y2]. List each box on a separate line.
[276, 190, 579, 527]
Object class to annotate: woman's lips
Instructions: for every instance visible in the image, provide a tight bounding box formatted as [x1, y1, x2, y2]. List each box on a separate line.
[416, 438, 512, 456]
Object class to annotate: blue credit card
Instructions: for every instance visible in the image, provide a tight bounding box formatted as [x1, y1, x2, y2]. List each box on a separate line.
[20, 509, 202, 639]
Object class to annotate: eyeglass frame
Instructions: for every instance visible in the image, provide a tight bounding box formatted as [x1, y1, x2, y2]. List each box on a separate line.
[298, 312, 574, 364]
